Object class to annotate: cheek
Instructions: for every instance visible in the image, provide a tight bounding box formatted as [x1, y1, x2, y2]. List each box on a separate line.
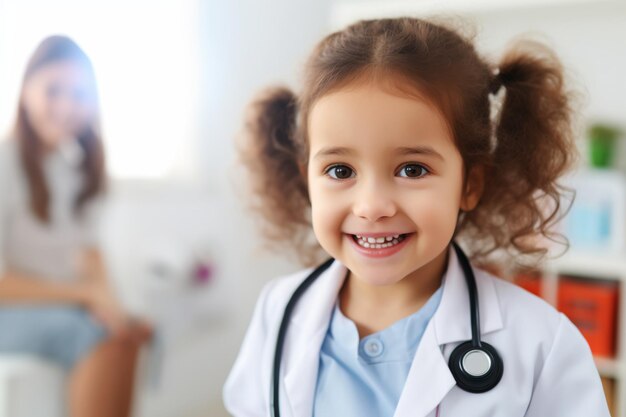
[405, 185, 462, 235]
[22, 90, 48, 123]
[70, 105, 94, 129]
[309, 180, 348, 250]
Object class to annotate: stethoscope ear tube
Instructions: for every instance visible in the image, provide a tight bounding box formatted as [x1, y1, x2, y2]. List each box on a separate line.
[271, 258, 335, 417]
[452, 242, 482, 348]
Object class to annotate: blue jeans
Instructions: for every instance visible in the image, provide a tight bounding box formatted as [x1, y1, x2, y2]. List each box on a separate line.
[0, 305, 108, 371]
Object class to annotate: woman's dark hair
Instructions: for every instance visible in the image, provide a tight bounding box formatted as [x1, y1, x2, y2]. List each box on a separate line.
[14, 35, 106, 223]
[240, 18, 577, 266]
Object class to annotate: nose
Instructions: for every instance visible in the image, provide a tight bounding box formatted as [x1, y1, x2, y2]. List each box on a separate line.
[50, 94, 73, 123]
[352, 179, 397, 222]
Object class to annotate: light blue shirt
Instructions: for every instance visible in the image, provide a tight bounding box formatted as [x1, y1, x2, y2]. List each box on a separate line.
[313, 284, 444, 417]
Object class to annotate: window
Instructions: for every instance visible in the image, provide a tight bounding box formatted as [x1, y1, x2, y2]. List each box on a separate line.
[0, 0, 201, 179]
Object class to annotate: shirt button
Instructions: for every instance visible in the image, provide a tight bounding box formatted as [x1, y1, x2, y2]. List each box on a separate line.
[362, 338, 384, 358]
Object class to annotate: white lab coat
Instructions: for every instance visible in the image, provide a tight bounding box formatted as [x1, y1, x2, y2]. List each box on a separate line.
[224, 247, 610, 417]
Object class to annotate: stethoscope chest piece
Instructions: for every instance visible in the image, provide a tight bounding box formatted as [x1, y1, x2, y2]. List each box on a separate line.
[448, 340, 503, 393]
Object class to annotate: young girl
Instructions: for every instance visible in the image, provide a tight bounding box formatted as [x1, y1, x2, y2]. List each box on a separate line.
[224, 18, 610, 417]
[0, 36, 151, 417]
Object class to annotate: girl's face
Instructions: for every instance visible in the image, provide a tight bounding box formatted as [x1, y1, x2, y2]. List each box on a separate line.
[21, 60, 96, 150]
[307, 80, 481, 286]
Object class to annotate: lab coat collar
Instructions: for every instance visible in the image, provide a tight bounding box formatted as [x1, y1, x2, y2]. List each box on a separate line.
[283, 259, 346, 417]
[433, 246, 504, 345]
[283, 245, 504, 417]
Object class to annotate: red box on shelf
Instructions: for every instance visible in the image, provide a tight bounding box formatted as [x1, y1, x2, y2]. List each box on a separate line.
[513, 272, 542, 298]
[557, 276, 619, 358]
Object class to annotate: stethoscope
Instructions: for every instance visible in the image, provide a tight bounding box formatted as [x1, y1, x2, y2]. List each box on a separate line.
[271, 241, 503, 417]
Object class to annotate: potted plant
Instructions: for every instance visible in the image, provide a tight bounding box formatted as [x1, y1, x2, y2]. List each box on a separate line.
[588, 123, 623, 168]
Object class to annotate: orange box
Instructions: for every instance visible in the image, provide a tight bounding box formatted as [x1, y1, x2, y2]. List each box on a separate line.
[557, 276, 619, 358]
[513, 272, 542, 298]
[601, 377, 616, 416]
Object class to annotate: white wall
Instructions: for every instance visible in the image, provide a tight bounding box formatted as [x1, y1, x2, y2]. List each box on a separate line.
[0, 0, 202, 179]
[471, 2, 626, 125]
[121, 1, 334, 415]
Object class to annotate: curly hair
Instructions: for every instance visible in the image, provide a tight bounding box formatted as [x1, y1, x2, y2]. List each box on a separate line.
[239, 17, 578, 267]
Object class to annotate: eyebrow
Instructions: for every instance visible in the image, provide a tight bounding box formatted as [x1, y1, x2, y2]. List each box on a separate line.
[396, 146, 444, 161]
[313, 145, 444, 161]
[313, 147, 355, 159]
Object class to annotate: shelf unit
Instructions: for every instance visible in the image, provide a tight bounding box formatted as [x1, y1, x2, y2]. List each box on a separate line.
[542, 252, 626, 416]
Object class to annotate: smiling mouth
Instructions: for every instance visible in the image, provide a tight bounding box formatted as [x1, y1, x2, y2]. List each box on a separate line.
[351, 234, 408, 249]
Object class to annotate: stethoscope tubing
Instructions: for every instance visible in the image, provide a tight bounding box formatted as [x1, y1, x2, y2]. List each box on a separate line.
[270, 242, 494, 417]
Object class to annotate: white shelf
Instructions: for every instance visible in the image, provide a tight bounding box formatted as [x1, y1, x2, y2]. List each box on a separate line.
[331, 0, 625, 28]
[546, 252, 626, 281]
[596, 356, 623, 378]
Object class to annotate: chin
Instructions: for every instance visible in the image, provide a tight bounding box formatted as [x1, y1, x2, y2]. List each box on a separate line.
[344, 261, 408, 287]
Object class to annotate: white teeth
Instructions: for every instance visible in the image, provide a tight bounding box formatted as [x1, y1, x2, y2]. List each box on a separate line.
[354, 234, 406, 249]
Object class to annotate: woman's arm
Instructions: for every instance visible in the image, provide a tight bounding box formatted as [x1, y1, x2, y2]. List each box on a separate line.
[0, 248, 140, 338]
[0, 270, 89, 304]
[0, 247, 107, 304]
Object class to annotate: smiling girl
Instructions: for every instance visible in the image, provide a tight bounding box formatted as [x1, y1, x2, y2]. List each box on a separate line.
[224, 18, 609, 417]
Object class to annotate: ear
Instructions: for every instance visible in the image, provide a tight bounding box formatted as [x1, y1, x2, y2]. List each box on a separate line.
[460, 165, 485, 212]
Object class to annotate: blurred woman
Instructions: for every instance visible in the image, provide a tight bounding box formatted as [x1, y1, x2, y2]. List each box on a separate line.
[0, 36, 151, 417]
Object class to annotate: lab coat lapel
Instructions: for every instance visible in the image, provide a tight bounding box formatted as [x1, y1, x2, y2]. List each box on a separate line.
[393, 319, 456, 417]
[394, 246, 504, 417]
[283, 260, 347, 417]
[433, 246, 503, 346]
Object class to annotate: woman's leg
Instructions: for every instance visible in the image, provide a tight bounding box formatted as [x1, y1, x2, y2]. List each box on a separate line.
[68, 325, 151, 417]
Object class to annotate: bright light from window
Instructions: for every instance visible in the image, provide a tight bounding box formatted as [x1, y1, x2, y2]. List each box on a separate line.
[0, 0, 201, 179]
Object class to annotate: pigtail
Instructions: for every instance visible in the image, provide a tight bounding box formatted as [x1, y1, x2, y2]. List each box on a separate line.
[238, 87, 320, 265]
[474, 40, 577, 261]
[239, 19, 580, 267]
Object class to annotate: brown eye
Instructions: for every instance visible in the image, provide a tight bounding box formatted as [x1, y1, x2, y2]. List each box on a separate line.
[397, 163, 429, 178]
[326, 164, 355, 180]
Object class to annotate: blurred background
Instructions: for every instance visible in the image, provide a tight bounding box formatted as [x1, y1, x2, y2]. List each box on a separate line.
[0, 0, 625, 416]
